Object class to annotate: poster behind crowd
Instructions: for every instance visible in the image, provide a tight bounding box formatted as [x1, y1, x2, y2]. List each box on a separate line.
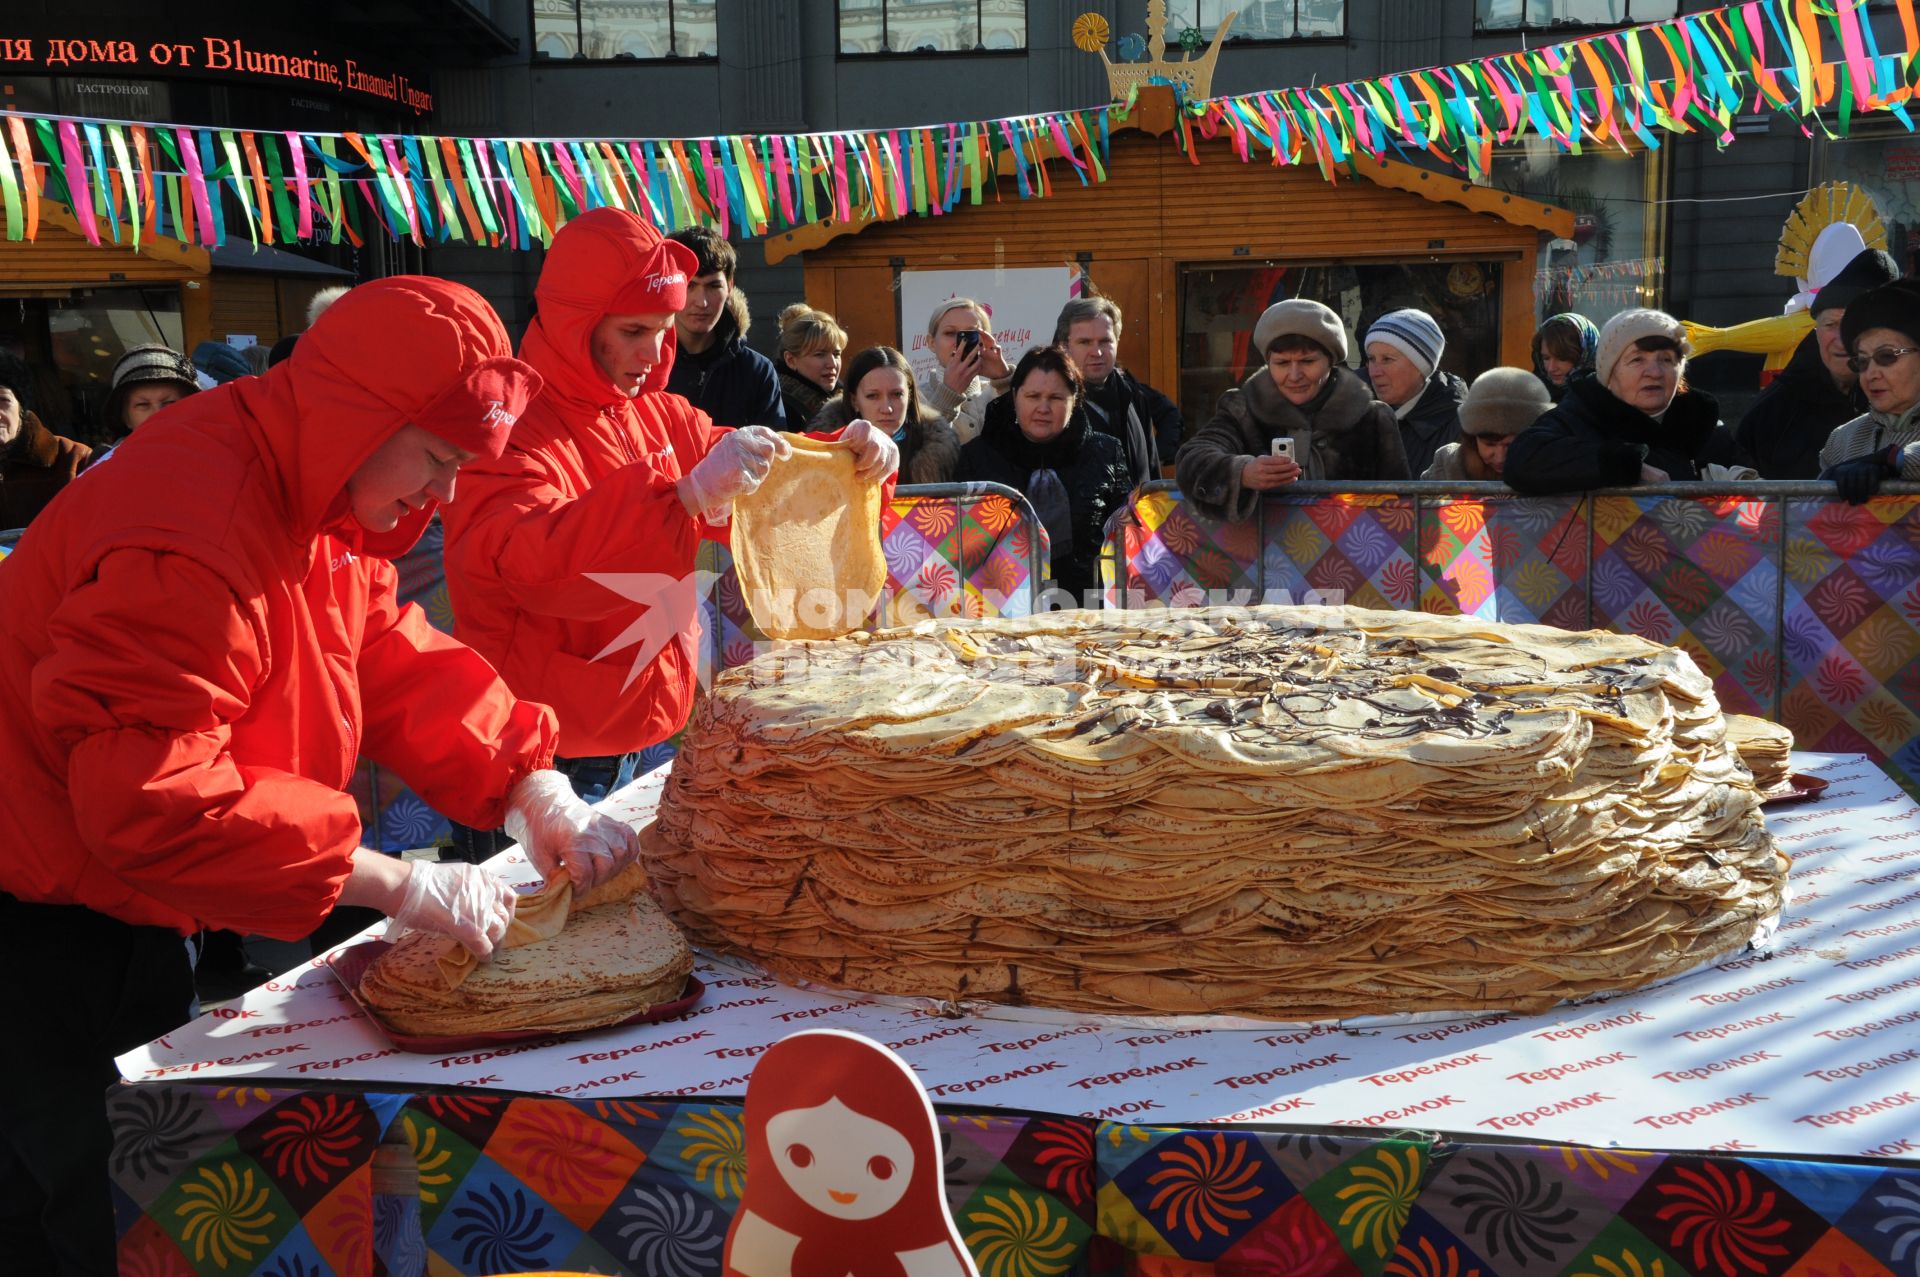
[898, 268, 1077, 384]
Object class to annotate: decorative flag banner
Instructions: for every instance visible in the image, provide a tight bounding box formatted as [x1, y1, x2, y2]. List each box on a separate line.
[0, 0, 1911, 251]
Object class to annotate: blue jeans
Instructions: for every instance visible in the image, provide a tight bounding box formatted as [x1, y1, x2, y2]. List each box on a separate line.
[443, 752, 642, 863]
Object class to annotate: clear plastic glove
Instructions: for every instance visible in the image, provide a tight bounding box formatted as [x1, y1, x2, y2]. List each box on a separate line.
[677, 425, 792, 519]
[391, 860, 515, 960]
[839, 417, 901, 483]
[503, 769, 642, 893]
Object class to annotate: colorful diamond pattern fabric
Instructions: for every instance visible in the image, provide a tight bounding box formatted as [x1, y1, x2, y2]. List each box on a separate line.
[112, 1082, 1920, 1276]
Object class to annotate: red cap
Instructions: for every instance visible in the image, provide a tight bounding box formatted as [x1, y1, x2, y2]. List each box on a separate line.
[411, 355, 543, 459]
[605, 237, 698, 315]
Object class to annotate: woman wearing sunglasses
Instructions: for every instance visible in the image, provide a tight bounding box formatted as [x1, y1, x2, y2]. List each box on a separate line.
[1819, 279, 1920, 504]
[1505, 308, 1753, 495]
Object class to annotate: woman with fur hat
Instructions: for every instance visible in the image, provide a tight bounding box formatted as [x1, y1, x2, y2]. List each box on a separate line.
[1819, 278, 1920, 503]
[104, 343, 199, 438]
[1176, 298, 1409, 521]
[1423, 368, 1550, 481]
[1505, 308, 1752, 495]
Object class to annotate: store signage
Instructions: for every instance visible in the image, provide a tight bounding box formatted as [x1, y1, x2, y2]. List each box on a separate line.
[0, 26, 432, 115]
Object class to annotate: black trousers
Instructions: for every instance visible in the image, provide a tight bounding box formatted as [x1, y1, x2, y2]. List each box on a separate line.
[0, 896, 196, 1275]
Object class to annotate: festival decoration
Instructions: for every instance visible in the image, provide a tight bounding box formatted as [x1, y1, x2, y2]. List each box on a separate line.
[0, 0, 1909, 251]
[1683, 181, 1890, 371]
[1079, 1, 1237, 101]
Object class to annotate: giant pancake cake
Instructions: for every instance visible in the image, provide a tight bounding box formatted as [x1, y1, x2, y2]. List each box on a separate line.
[641, 606, 1787, 1019]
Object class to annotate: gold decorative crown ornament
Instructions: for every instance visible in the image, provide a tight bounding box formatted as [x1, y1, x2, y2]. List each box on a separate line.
[1078, 2, 1238, 103]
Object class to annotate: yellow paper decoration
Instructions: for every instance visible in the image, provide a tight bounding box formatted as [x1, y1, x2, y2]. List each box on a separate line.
[1072, 12, 1111, 54]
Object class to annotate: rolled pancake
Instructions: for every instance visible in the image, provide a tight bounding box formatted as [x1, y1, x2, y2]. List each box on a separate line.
[731, 434, 885, 640]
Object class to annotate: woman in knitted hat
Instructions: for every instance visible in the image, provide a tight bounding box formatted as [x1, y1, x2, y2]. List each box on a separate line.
[1176, 298, 1409, 521]
[1530, 313, 1599, 402]
[104, 343, 199, 438]
[1505, 308, 1752, 495]
[1363, 308, 1466, 477]
[1818, 278, 1920, 503]
[1423, 368, 1551, 481]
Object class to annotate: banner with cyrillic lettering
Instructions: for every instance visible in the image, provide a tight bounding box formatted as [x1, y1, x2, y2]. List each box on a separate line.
[117, 751, 1920, 1161]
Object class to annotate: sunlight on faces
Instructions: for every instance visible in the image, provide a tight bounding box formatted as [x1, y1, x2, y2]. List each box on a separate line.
[1815, 311, 1856, 387]
[678, 271, 729, 337]
[591, 312, 675, 397]
[1065, 315, 1117, 385]
[0, 387, 19, 446]
[1265, 343, 1332, 406]
[1539, 353, 1576, 387]
[854, 366, 910, 434]
[1364, 342, 1426, 409]
[1606, 341, 1680, 416]
[767, 1098, 914, 1221]
[1015, 369, 1075, 443]
[123, 383, 187, 432]
[1853, 326, 1920, 417]
[1474, 433, 1514, 478]
[786, 342, 843, 393]
[930, 304, 987, 367]
[346, 424, 474, 532]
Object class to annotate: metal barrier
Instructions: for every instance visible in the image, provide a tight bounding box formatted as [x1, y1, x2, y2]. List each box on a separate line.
[1102, 479, 1920, 795]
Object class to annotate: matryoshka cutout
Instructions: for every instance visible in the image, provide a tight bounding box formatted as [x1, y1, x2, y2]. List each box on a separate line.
[725, 1029, 977, 1277]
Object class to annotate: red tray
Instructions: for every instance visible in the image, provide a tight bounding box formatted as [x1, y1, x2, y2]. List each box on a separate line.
[324, 937, 704, 1054]
[1760, 772, 1829, 807]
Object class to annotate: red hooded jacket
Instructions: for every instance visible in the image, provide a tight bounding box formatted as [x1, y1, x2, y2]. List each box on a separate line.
[0, 278, 559, 940]
[442, 210, 722, 758]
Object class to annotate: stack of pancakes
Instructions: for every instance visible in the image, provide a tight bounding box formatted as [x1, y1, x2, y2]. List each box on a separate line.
[1724, 714, 1795, 792]
[359, 865, 692, 1037]
[642, 606, 1788, 1019]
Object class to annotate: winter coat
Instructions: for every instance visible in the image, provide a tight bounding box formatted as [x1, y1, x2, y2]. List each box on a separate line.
[0, 410, 92, 529]
[1505, 376, 1753, 495]
[1084, 366, 1175, 485]
[443, 211, 733, 759]
[1737, 332, 1865, 479]
[813, 397, 960, 486]
[1375, 370, 1466, 479]
[0, 277, 559, 939]
[957, 394, 1132, 601]
[664, 287, 787, 430]
[1421, 441, 1498, 482]
[921, 369, 1001, 445]
[1818, 400, 1920, 478]
[778, 367, 833, 435]
[1175, 366, 1410, 521]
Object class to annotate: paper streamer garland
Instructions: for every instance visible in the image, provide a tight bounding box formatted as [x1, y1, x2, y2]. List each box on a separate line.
[0, 0, 1910, 250]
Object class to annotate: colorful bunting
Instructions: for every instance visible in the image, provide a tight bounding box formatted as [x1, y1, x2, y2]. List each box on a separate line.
[0, 0, 1908, 251]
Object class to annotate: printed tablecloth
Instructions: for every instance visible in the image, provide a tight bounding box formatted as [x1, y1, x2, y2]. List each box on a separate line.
[120, 752, 1920, 1160]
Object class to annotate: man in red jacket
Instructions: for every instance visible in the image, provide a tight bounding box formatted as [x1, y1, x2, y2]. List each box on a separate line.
[0, 277, 641, 1275]
[441, 209, 896, 854]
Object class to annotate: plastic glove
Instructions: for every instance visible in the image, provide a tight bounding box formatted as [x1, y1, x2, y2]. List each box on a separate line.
[677, 425, 792, 519]
[839, 417, 901, 483]
[1823, 445, 1901, 505]
[503, 769, 641, 893]
[391, 860, 515, 960]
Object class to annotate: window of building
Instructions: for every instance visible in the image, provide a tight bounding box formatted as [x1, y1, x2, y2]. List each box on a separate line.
[1475, 0, 1678, 32]
[533, 0, 718, 60]
[1176, 260, 1503, 433]
[1193, 0, 1345, 41]
[838, 0, 1029, 55]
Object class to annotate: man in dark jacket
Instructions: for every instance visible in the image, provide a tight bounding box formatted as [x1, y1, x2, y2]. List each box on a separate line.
[1362, 308, 1466, 477]
[1736, 248, 1900, 478]
[1055, 296, 1179, 484]
[0, 356, 91, 530]
[664, 226, 787, 430]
